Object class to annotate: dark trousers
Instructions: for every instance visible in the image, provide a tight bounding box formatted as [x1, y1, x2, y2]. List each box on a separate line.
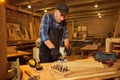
[39, 44, 57, 63]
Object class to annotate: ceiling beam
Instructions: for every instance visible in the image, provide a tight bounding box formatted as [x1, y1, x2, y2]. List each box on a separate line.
[15, 0, 43, 5]
[67, 13, 114, 19]
[33, 0, 120, 13]
[5, 4, 42, 17]
[6, 0, 120, 19]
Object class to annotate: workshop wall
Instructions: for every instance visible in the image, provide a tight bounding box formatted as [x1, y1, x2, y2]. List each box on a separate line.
[6, 9, 41, 41]
[74, 15, 115, 37]
[6, 8, 118, 40]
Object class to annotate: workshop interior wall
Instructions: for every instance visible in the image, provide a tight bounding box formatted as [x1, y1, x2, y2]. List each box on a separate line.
[75, 15, 115, 37]
[6, 8, 116, 40]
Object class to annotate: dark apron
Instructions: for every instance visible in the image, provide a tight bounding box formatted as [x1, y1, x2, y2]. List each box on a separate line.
[40, 17, 63, 63]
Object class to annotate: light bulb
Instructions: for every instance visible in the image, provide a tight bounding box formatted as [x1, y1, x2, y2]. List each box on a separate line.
[98, 13, 101, 16]
[44, 9, 47, 13]
[94, 4, 98, 8]
[28, 5, 31, 9]
[99, 15, 101, 18]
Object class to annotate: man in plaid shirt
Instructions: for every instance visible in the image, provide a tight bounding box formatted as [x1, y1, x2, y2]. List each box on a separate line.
[39, 3, 71, 63]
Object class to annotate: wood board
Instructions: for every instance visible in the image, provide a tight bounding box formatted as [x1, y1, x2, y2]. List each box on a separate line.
[49, 66, 118, 80]
[48, 58, 119, 80]
[20, 58, 120, 80]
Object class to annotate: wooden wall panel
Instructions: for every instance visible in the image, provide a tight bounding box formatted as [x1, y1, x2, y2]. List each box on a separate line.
[34, 17, 41, 39]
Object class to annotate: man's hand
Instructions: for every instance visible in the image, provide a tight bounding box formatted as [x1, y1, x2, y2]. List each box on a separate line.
[51, 48, 61, 60]
[65, 48, 72, 56]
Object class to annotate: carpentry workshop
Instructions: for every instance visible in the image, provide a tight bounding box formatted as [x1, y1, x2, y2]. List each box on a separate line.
[1, 0, 120, 80]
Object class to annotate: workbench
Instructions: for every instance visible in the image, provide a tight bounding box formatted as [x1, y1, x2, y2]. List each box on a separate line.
[20, 57, 120, 80]
[80, 45, 99, 58]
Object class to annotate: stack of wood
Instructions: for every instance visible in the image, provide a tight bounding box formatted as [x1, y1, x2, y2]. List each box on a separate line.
[7, 16, 40, 41]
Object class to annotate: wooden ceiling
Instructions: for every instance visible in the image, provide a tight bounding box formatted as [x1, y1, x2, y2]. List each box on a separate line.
[6, 0, 120, 19]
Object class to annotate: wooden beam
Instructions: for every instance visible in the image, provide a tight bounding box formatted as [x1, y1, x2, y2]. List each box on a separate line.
[69, 8, 117, 16]
[69, 2, 120, 13]
[5, 4, 42, 17]
[31, 0, 101, 12]
[67, 13, 114, 19]
[14, 0, 43, 6]
[113, 15, 120, 37]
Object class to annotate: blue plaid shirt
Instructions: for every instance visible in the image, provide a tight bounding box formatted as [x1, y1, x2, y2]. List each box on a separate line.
[40, 13, 68, 44]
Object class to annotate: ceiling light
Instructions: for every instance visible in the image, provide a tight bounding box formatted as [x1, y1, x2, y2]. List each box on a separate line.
[99, 15, 101, 18]
[94, 4, 98, 8]
[98, 13, 101, 16]
[28, 5, 31, 9]
[44, 9, 47, 13]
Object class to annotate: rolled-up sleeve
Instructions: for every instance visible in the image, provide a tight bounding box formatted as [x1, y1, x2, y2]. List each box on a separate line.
[40, 14, 50, 42]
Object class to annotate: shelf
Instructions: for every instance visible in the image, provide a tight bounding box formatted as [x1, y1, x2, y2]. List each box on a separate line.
[113, 45, 120, 47]
[7, 40, 35, 46]
[7, 40, 35, 52]
[111, 42, 120, 55]
[67, 20, 88, 40]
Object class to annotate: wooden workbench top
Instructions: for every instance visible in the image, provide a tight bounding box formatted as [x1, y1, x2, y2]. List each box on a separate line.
[20, 58, 120, 80]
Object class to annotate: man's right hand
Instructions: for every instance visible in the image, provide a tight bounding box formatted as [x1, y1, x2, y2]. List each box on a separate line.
[51, 48, 61, 60]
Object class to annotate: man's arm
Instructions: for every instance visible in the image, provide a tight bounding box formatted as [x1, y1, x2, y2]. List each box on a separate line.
[40, 14, 55, 49]
[40, 14, 61, 59]
[44, 40, 55, 49]
[63, 25, 72, 55]
[62, 22, 69, 49]
[64, 38, 69, 49]
[64, 38, 72, 56]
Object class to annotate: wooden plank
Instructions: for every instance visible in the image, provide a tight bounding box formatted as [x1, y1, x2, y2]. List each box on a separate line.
[113, 15, 120, 37]
[32, 17, 37, 40]
[20, 64, 54, 80]
[24, 28, 29, 40]
[59, 71, 116, 80]
[7, 51, 32, 57]
[20, 58, 120, 80]
[29, 22, 34, 39]
[49, 62, 120, 80]
[5, 4, 41, 17]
